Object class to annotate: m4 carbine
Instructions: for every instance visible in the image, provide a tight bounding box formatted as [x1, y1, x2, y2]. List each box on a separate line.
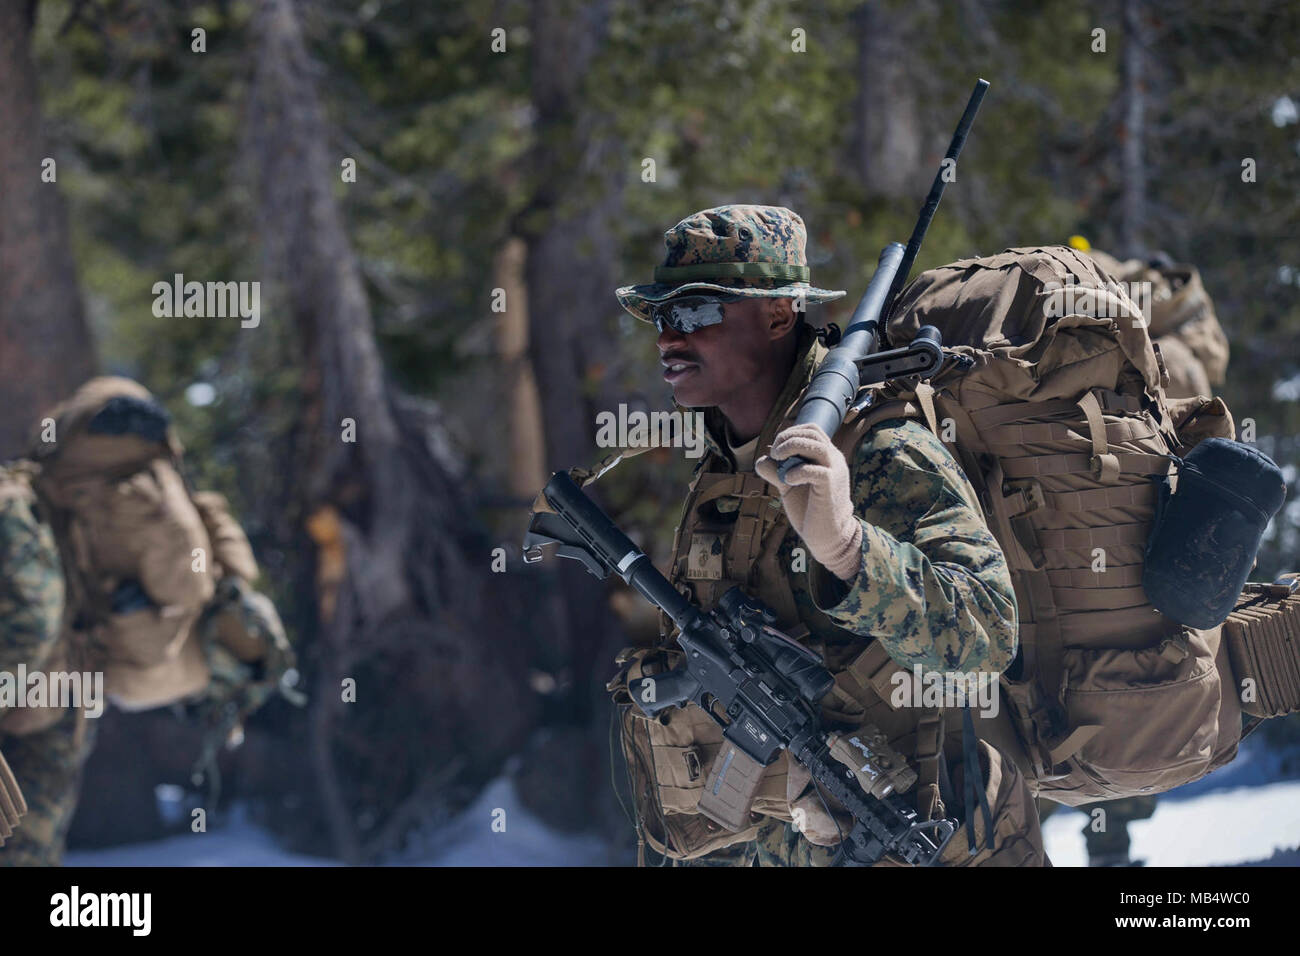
[523, 471, 957, 866]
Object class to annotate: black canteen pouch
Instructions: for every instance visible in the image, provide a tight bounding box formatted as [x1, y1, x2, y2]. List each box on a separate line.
[1143, 438, 1287, 629]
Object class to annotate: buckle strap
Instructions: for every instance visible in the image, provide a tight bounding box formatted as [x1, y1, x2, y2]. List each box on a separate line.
[1046, 724, 1103, 766]
[1076, 391, 1121, 481]
[962, 705, 995, 856]
[913, 710, 946, 823]
[844, 640, 908, 709]
[693, 472, 775, 507]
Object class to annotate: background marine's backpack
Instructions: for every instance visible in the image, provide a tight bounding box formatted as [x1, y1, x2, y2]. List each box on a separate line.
[868, 246, 1250, 805]
[1083, 247, 1229, 400]
[27, 377, 295, 737]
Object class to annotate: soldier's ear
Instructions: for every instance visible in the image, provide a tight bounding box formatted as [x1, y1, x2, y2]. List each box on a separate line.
[767, 297, 798, 339]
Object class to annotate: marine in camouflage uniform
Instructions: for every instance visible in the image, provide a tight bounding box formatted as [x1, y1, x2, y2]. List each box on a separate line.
[612, 206, 1043, 866]
[0, 465, 96, 866]
[0, 380, 294, 865]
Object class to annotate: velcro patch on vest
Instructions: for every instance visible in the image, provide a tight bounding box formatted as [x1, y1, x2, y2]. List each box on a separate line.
[686, 532, 725, 580]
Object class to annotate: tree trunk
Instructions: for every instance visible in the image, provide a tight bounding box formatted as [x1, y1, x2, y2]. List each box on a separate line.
[848, 2, 924, 201]
[0, 0, 96, 459]
[1120, 0, 1148, 258]
[522, 0, 625, 726]
[246, 0, 536, 863]
[492, 237, 546, 502]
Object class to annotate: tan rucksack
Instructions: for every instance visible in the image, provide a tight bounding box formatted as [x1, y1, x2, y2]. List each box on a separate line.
[28, 377, 287, 716]
[869, 246, 1242, 805]
[1085, 249, 1229, 394]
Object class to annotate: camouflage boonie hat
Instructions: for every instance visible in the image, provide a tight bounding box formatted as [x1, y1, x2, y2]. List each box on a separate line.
[616, 204, 846, 322]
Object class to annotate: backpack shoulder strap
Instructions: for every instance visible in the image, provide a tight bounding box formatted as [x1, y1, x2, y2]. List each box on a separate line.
[829, 392, 929, 464]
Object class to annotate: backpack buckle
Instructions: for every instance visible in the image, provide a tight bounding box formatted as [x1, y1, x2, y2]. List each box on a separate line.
[683, 749, 703, 782]
[1090, 453, 1121, 482]
[1003, 479, 1045, 518]
[1157, 630, 1191, 664]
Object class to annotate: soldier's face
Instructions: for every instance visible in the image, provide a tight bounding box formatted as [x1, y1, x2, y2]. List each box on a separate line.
[657, 298, 779, 407]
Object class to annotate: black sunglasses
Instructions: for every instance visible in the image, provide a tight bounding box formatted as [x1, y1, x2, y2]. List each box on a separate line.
[649, 295, 741, 334]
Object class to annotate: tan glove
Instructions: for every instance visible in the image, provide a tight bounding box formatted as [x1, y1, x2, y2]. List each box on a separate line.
[755, 424, 863, 581]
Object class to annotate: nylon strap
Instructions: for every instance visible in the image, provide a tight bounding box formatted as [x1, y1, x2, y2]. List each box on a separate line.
[1046, 724, 1103, 765]
[844, 639, 908, 708]
[1040, 483, 1155, 513]
[1050, 584, 1153, 611]
[1076, 391, 1120, 482]
[913, 710, 946, 822]
[968, 391, 1142, 430]
[1047, 564, 1144, 588]
[531, 445, 655, 514]
[962, 704, 995, 855]
[1000, 451, 1170, 480]
[691, 473, 773, 507]
[1035, 522, 1151, 551]
[982, 416, 1157, 449]
[1017, 565, 1069, 746]
[914, 381, 943, 440]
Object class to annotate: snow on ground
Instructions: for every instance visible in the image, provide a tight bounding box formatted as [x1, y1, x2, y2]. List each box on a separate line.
[65, 803, 337, 867]
[1042, 734, 1300, 866]
[66, 776, 613, 867]
[66, 736, 1300, 867]
[1042, 781, 1300, 867]
[391, 776, 615, 867]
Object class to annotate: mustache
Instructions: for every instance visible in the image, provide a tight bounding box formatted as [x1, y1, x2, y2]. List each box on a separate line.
[660, 350, 700, 364]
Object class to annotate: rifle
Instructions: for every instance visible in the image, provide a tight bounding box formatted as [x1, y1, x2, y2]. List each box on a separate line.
[522, 471, 956, 866]
[777, 78, 989, 479]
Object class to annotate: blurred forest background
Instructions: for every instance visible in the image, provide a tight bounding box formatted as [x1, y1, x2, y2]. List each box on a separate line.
[1, 0, 1297, 863]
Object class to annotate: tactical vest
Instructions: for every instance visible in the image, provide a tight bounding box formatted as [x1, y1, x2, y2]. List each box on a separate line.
[611, 362, 1034, 864]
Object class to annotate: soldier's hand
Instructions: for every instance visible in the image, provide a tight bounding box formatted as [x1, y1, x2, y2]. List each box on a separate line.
[755, 424, 863, 581]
